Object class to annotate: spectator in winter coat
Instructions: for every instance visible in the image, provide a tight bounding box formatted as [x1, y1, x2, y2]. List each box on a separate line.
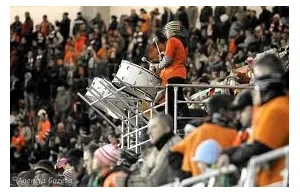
[10, 15, 22, 35]
[54, 86, 72, 122]
[21, 12, 33, 42]
[91, 143, 121, 186]
[200, 6, 213, 26]
[258, 6, 272, 29]
[40, 15, 51, 37]
[73, 12, 88, 36]
[24, 72, 34, 113]
[109, 15, 118, 31]
[175, 6, 189, 30]
[60, 12, 71, 45]
[187, 6, 198, 29]
[115, 114, 182, 187]
[161, 7, 174, 28]
[90, 13, 106, 35]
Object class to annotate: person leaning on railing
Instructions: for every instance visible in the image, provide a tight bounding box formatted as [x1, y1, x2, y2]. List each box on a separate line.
[218, 53, 289, 187]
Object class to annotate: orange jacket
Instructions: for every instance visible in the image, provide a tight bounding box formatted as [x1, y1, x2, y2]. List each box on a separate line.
[74, 35, 87, 57]
[40, 21, 50, 37]
[97, 47, 110, 61]
[64, 49, 76, 65]
[172, 123, 237, 176]
[11, 134, 26, 152]
[140, 13, 151, 34]
[159, 37, 187, 86]
[250, 95, 289, 186]
[37, 120, 51, 144]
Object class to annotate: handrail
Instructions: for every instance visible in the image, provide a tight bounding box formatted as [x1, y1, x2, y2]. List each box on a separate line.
[161, 165, 237, 187]
[244, 146, 289, 187]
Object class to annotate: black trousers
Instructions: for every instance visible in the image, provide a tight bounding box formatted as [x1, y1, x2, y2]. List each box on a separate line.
[166, 77, 188, 117]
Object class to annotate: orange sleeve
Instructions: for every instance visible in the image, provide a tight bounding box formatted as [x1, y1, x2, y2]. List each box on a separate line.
[254, 106, 289, 149]
[171, 130, 195, 154]
[164, 38, 176, 59]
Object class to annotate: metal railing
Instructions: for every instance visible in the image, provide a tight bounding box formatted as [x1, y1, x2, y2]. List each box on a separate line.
[161, 146, 289, 187]
[79, 77, 254, 153]
[243, 145, 289, 187]
[161, 165, 237, 187]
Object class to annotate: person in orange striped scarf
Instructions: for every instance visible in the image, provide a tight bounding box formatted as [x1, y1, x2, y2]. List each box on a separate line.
[36, 109, 52, 146]
[218, 54, 289, 187]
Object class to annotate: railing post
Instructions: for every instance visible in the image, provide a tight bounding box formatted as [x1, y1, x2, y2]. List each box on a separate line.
[127, 111, 130, 149]
[174, 86, 178, 134]
[135, 102, 139, 153]
[121, 116, 124, 149]
[165, 85, 168, 114]
[283, 152, 289, 187]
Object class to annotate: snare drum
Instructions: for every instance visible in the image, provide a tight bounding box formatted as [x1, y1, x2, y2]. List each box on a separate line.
[113, 60, 161, 101]
[85, 78, 134, 119]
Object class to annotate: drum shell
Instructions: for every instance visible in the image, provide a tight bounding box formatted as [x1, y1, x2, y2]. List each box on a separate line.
[113, 60, 161, 101]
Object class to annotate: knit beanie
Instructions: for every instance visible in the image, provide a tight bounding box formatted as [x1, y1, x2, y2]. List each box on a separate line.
[193, 139, 221, 165]
[94, 144, 121, 167]
[165, 21, 181, 34]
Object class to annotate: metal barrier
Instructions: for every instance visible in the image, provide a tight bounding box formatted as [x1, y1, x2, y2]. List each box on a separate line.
[161, 165, 237, 187]
[243, 146, 289, 187]
[161, 146, 289, 187]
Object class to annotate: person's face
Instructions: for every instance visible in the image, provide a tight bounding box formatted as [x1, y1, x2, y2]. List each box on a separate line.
[63, 14, 67, 19]
[83, 151, 94, 175]
[25, 13, 29, 19]
[15, 16, 19, 22]
[147, 118, 167, 144]
[238, 106, 252, 127]
[164, 29, 171, 39]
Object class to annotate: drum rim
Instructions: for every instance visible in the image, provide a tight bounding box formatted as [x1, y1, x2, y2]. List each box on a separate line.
[121, 60, 162, 80]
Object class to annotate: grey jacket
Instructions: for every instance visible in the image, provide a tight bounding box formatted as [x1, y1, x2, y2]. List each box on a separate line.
[116, 135, 181, 187]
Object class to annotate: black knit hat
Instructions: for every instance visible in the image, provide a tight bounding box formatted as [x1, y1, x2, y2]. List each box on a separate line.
[229, 90, 253, 111]
[207, 94, 234, 114]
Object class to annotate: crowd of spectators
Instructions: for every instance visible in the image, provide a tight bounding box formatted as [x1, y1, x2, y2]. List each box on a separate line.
[10, 6, 289, 187]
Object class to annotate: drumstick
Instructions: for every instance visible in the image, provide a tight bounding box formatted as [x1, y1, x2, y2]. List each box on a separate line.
[153, 37, 162, 61]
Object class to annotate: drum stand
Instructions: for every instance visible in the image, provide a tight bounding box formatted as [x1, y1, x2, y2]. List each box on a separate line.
[78, 75, 160, 152]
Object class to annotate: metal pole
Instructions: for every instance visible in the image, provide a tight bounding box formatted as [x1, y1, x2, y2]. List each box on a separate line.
[121, 116, 124, 149]
[283, 153, 289, 187]
[150, 102, 153, 119]
[165, 85, 168, 114]
[135, 101, 139, 153]
[173, 87, 178, 134]
[127, 110, 130, 150]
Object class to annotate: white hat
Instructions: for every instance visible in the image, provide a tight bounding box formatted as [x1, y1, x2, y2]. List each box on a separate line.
[184, 124, 196, 134]
[220, 14, 229, 23]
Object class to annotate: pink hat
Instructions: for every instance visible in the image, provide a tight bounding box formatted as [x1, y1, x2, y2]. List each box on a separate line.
[94, 144, 121, 167]
[55, 158, 68, 169]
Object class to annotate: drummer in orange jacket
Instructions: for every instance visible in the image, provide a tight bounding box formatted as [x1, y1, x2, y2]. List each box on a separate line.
[152, 21, 188, 117]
